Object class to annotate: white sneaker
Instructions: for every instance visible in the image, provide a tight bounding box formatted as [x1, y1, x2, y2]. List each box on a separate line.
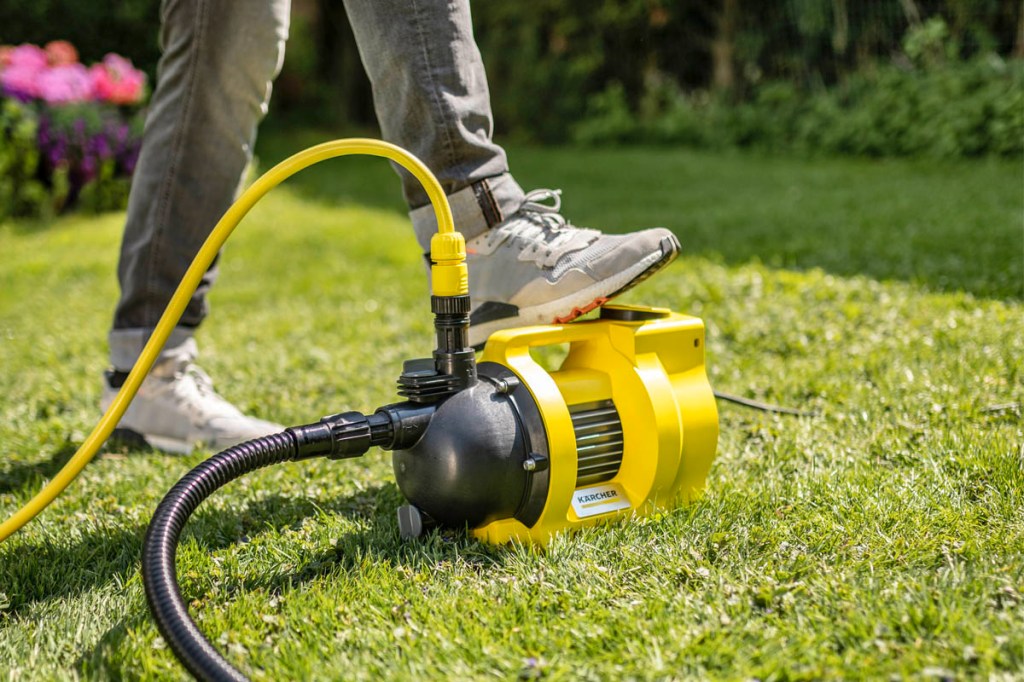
[102, 354, 283, 454]
[466, 189, 680, 346]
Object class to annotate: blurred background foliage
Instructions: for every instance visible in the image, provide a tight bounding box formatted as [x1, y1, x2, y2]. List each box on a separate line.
[1, 0, 1021, 158]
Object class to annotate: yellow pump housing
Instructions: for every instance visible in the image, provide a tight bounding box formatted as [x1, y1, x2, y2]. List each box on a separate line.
[474, 304, 719, 544]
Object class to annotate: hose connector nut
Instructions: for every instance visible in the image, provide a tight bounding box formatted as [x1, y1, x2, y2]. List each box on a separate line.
[429, 230, 466, 262]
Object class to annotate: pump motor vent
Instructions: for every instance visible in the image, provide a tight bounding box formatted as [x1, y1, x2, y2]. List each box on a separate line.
[570, 400, 624, 487]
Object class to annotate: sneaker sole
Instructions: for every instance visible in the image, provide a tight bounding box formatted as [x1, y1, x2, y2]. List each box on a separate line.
[469, 233, 680, 347]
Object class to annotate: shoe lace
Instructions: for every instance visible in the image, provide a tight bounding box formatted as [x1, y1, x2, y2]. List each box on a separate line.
[168, 361, 238, 419]
[489, 189, 576, 256]
[183, 364, 215, 397]
[519, 188, 566, 229]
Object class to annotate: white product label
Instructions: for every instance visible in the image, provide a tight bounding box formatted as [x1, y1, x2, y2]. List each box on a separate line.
[571, 483, 632, 519]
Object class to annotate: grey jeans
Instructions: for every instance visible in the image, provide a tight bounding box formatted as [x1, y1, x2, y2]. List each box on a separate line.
[110, 0, 526, 370]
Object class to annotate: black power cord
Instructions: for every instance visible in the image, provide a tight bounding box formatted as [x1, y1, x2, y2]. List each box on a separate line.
[713, 390, 817, 417]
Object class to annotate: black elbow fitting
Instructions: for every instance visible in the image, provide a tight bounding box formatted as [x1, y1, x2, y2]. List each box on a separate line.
[431, 294, 476, 390]
[375, 402, 437, 450]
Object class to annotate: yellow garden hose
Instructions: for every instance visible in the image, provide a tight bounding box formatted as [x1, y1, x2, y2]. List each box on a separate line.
[0, 138, 464, 543]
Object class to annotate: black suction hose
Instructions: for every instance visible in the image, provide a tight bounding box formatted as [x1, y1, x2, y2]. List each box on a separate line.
[141, 407, 424, 681]
[142, 432, 299, 682]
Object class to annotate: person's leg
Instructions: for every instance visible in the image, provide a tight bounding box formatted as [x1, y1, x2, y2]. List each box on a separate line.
[341, 0, 523, 249]
[342, 0, 680, 346]
[105, 0, 290, 452]
[113, 0, 290, 334]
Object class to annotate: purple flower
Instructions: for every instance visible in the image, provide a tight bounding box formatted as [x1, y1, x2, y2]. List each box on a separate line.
[121, 148, 139, 175]
[92, 134, 112, 160]
[80, 156, 97, 182]
[47, 140, 68, 168]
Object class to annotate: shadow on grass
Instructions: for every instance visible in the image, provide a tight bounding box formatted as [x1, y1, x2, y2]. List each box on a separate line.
[0, 431, 164, 497]
[1, 480, 489, 622]
[77, 481, 507, 678]
[182, 482, 507, 598]
[0, 486, 383, 617]
[0, 441, 80, 495]
[0, 523, 145, 618]
[230, 487, 507, 597]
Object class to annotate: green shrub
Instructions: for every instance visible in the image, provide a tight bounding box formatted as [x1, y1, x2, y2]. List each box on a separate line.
[0, 99, 48, 220]
[0, 99, 144, 221]
[573, 56, 1024, 159]
[572, 83, 640, 145]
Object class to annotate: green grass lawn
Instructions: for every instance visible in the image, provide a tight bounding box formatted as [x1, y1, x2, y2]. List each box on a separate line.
[1, 130, 1021, 680]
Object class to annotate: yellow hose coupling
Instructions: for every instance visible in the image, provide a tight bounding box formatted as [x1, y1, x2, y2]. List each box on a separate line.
[430, 231, 469, 297]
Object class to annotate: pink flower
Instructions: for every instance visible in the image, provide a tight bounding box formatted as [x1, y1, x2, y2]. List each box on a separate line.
[89, 53, 146, 104]
[0, 64, 41, 100]
[38, 63, 92, 103]
[7, 44, 48, 71]
[0, 44, 49, 100]
[44, 40, 79, 66]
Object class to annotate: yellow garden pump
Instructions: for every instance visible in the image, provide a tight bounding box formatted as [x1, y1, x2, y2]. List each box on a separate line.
[398, 305, 718, 544]
[142, 302, 718, 682]
[0, 139, 718, 682]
